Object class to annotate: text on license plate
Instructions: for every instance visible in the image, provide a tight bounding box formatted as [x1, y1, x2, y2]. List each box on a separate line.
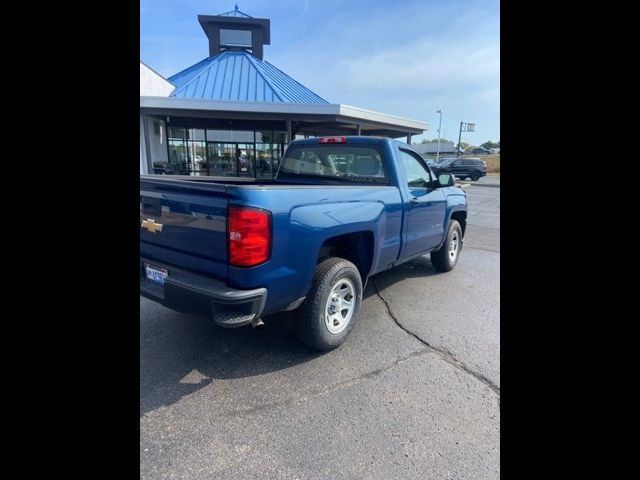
[145, 264, 168, 285]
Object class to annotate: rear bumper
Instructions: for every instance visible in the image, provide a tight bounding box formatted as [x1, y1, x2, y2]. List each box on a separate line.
[140, 258, 267, 328]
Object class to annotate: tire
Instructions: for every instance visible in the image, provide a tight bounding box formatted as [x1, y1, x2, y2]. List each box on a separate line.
[296, 257, 363, 351]
[458, 176, 467, 181]
[430, 220, 463, 272]
[470, 171, 481, 181]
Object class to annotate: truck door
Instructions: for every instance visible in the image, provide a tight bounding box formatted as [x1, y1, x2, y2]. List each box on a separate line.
[398, 148, 447, 257]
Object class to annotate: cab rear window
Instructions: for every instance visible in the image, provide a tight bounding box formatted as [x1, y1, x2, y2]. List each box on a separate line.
[278, 145, 389, 184]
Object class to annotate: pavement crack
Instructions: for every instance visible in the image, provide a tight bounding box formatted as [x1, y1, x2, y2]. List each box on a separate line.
[464, 246, 500, 253]
[193, 349, 431, 421]
[372, 279, 500, 398]
[466, 224, 500, 230]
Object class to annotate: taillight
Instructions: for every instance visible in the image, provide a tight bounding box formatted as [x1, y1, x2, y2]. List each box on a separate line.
[228, 206, 271, 267]
[318, 136, 347, 143]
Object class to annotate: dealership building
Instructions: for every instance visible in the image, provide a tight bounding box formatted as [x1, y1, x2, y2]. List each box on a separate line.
[139, 7, 428, 177]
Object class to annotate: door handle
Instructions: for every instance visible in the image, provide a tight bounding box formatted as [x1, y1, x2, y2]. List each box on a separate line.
[410, 197, 419, 205]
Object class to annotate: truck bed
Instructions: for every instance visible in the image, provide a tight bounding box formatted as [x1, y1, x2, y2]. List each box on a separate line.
[140, 175, 391, 189]
[140, 173, 405, 313]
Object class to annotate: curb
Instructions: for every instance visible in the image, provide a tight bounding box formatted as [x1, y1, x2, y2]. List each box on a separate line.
[468, 183, 500, 188]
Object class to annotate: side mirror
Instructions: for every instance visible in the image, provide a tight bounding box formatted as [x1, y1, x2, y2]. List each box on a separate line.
[437, 174, 456, 187]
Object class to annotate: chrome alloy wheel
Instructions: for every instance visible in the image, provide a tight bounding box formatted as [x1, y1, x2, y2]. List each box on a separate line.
[449, 231, 459, 262]
[324, 278, 356, 334]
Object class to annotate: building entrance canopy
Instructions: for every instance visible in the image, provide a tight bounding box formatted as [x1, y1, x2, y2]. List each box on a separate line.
[141, 96, 427, 139]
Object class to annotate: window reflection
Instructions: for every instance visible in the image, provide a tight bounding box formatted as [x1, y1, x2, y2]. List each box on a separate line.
[206, 130, 255, 143]
[155, 128, 287, 178]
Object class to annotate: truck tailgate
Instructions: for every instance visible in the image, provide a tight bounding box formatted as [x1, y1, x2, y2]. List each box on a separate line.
[140, 177, 229, 280]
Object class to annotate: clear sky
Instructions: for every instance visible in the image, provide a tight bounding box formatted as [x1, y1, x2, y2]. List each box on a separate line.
[140, 0, 500, 144]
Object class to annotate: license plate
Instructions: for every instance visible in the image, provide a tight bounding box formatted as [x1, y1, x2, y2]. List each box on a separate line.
[145, 264, 168, 285]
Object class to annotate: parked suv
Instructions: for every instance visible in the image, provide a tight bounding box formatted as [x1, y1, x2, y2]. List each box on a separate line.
[432, 157, 487, 181]
[469, 147, 491, 155]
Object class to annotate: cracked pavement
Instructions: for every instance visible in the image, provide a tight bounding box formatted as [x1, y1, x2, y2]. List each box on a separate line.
[140, 182, 500, 479]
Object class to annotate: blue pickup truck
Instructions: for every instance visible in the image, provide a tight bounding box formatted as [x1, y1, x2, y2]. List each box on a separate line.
[140, 136, 468, 350]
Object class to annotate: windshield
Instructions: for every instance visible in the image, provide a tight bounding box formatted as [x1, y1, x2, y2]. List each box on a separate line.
[278, 145, 388, 184]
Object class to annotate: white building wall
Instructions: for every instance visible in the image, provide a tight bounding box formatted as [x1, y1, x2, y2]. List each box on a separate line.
[140, 62, 174, 97]
[140, 61, 173, 174]
[145, 116, 169, 171]
[140, 115, 147, 174]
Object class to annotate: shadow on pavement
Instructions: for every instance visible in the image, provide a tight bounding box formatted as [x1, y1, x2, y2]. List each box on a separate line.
[365, 255, 441, 299]
[140, 307, 317, 416]
[140, 254, 441, 416]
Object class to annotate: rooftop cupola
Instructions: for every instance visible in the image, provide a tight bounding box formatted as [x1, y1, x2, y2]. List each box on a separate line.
[198, 4, 271, 60]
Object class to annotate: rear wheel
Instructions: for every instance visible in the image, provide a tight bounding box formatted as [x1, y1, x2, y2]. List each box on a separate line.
[430, 220, 462, 272]
[470, 171, 481, 181]
[296, 257, 363, 351]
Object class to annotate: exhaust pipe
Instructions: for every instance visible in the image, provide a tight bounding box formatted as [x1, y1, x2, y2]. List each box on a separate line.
[251, 317, 265, 329]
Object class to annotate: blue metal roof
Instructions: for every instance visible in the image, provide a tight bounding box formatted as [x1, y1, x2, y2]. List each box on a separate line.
[168, 51, 329, 104]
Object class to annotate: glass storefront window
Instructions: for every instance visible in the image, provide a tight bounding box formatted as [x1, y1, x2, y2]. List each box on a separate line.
[256, 130, 287, 143]
[188, 129, 206, 141]
[206, 130, 233, 142]
[257, 130, 287, 143]
[168, 127, 187, 140]
[255, 143, 283, 178]
[188, 141, 207, 176]
[207, 143, 235, 177]
[165, 138, 207, 176]
[167, 139, 188, 175]
[205, 143, 255, 177]
[236, 144, 255, 177]
[256, 130, 273, 143]
[255, 130, 268, 143]
[206, 130, 255, 143]
[157, 126, 286, 178]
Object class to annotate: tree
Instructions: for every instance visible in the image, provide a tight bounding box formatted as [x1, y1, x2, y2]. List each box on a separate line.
[421, 138, 453, 144]
[459, 142, 471, 151]
[481, 140, 500, 149]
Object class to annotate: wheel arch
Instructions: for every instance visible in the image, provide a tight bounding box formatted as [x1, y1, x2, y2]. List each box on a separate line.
[449, 210, 467, 237]
[317, 231, 375, 285]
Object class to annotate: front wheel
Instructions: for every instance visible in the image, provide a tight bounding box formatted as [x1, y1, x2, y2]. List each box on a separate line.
[430, 220, 463, 272]
[296, 257, 363, 351]
[470, 171, 481, 181]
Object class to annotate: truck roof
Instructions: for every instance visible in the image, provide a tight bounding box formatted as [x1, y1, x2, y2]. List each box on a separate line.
[288, 136, 417, 150]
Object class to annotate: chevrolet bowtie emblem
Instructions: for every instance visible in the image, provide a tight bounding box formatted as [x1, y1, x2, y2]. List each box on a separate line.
[141, 218, 163, 233]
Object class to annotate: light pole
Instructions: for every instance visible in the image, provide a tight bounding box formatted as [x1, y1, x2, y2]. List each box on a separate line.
[436, 110, 443, 163]
[457, 121, 475, 157]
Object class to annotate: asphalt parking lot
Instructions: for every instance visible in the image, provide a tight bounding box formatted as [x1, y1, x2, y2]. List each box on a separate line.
[140, 181, 500, 479]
